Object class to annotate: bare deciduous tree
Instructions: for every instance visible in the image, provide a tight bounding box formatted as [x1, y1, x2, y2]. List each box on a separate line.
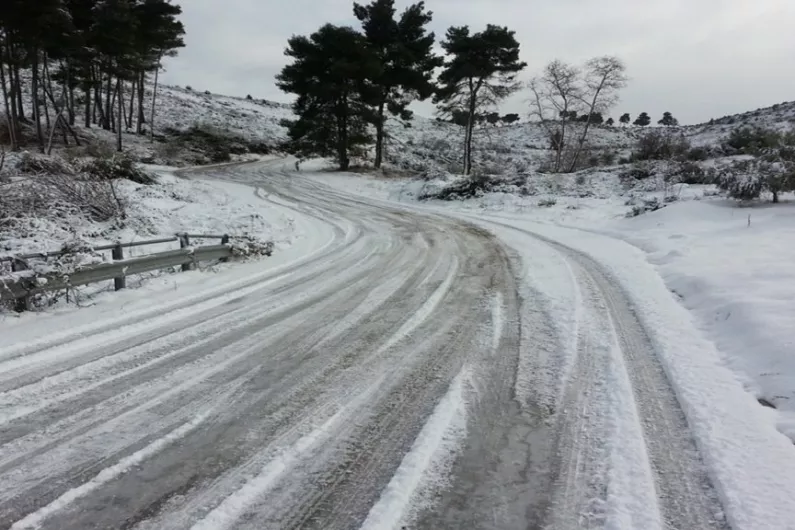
[529, 60, 582, 173]
[568, 56, 627, 172]
[530, 56, 627, 173]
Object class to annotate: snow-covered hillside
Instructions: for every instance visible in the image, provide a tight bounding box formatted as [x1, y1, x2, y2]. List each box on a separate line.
[683, 100, 795, 148]
[100, 80, 795, 176]
[150, 85, 292, 145]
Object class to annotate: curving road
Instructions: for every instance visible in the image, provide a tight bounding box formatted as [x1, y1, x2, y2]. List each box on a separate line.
[0, 160, 727, 529]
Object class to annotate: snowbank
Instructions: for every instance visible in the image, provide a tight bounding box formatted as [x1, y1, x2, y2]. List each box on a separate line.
[601, 199, 795, 439]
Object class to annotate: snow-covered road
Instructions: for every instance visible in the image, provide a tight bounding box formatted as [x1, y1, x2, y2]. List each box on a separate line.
[1, 160, 792, 529]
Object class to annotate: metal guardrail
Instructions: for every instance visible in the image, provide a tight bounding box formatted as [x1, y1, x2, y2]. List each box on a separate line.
[0, 233, 239, 311]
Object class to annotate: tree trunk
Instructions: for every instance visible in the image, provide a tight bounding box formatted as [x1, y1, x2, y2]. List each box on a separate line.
[31, 50, 45, 153]
[0, 40, 18, 151]
[46, 95, 62, 154]
[42, 73, 76, 151]
[149, 56, 161, 142]
[104, 66, 112, 130]
[94, 74, 106, 126]
[336, 96, 350, 171]
[463, 88, 478, 176]
[66, 63, 75, 126]
[568, 117, 592, 173]
[374, 100, 385, 169]
[555, 115, 567, 173]
[43, 81, 81, 149]
[84, 79, 91, 128]
[12, 63, 24, 121]
[45, 61, 68, 147]
[42, 58, 53, 137]
[568, 81, 606, 173]
[109, 77, 118, 132]
[127, 78, 135, 130]
[773, 190, 779, 203]
[137, 70, 146, 134]
[116, 77, 123, 152]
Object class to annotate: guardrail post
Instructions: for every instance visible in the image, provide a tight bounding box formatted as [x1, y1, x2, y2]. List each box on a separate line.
[11, 259, 31, 312]
[111, 243, 126, 291]
[221, 234, 230, 263]
[179, 234, 194, 272]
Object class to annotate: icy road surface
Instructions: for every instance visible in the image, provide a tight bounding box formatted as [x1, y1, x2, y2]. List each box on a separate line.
[0, 160, 730, 529]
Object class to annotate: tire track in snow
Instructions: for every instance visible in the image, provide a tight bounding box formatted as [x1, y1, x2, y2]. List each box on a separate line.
[359, 367, 469, 530]
[189, 377, 387, 530]
[0, 242, 382, 427]
[463, 215, 728, 529]
[123, 255, 449, 530]
[7, 379, 245, 530]
[0, 249, 432, 515]
[1, 164, 551, 529]
[0, 225, 371, 390]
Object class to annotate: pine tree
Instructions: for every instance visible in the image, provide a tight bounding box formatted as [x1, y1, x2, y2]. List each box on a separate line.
[132, 0, 185, 138]
[658, 111, 679, 126]
[0, 0, 184, 152]
[501, 113, 519, 125]
[434, 25, 526, 175]
[0, 0, 73, 151]
[634, 112, 651, 127]
[354, 0, 440, 169]
[577, 112, 603, 124]
[619, 113, 631, 125]
[277, 24, 378, 170]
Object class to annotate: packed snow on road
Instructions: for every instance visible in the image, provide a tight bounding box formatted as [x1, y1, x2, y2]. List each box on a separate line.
[1, 157, 794, 529]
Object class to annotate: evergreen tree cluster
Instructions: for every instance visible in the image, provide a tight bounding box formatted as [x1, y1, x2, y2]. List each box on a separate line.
[277, 0, 526, 173]
[0, 0, 185, 153]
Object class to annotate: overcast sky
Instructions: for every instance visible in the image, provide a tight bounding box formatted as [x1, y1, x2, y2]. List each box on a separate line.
[161, 0, 795, 125]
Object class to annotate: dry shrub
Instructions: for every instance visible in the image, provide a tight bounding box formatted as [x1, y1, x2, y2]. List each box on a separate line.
[43, 173, 125, 221]
[17, 152, 77, 175]
[230, 238, 274, 258]
[1, 173, 124, 223]
[82, 139, 116, 159]
[80, 154, 157, 185]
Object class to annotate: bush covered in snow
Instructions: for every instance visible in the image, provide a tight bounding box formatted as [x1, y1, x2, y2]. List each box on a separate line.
[420, 174, 492, 200]
[80, 154, 157, 185]
[16, 152, 77, 175]
[631, 129, 691, 161]
[723, 127, 795, 155]
[717, 152, 795, 202]
[668, 160, 715, 185]
[229, 237, 274, 258]
[419, 173, 531, 201]
[159, 123, 272, 165]
[725, 127, 785, 154]
[626, 196, 664, 217]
